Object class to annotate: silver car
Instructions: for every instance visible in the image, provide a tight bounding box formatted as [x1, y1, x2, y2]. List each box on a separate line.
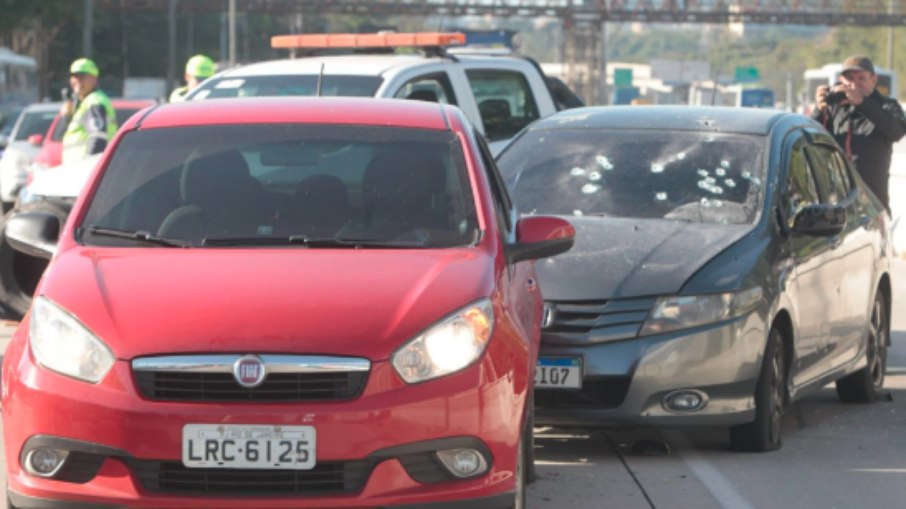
[496, 106, 893, 452]
[0, 103, 59, 209]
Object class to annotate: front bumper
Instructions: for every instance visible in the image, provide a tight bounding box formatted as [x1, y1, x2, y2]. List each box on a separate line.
[535, 312, 768, 427]
[2, 332, 523, 508]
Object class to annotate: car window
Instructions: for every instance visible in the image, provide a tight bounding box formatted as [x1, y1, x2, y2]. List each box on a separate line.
[192, 75, 383, 99]
[805, 145, 851, 205]
[79, 124, 478, 248]
[394, 73, 457, 105]
[474, 129, 513, 235]
[13, 110, 56, 141]
[496, 128, 765, 225]
[785, 137, 820, 229]
[465, 70, 540, 142]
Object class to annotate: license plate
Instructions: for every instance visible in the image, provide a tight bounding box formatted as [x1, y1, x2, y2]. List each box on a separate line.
[182, 424, 316, 469]
[535, 357, 582, 389]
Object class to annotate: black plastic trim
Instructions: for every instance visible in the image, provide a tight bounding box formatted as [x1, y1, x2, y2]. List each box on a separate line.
[20, 436, 131, 484]
[8, 490, 126, 509]
[379, 492, 514, 509]
[368, 436, 493, 483]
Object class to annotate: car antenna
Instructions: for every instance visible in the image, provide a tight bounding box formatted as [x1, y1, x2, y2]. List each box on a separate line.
[316, 62, 325, 97]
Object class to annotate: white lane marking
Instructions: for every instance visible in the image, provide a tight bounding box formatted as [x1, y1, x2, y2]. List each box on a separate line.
[663, 431, 755, 509]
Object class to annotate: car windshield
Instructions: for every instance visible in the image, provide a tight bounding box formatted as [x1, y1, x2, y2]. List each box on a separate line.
[79, 124, 479, 248]
[13, 109, 56, 141]
[497, 128, 766, 224]
[192, 75, 383, 99]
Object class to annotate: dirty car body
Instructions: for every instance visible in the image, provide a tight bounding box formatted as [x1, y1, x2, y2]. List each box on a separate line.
[1, 97, 574, 507]
[496, 106, 893, 451]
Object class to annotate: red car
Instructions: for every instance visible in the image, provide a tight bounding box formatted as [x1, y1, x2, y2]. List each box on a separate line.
[29, 98, 157, 172]
[1, 97, 574, 508]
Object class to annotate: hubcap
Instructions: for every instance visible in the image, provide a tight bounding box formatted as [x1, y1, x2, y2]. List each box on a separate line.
[769, 337, 785, 443]
[868, 297, 887, 388]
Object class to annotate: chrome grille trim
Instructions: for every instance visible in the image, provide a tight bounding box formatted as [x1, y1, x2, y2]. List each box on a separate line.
[132, 355, 371, 373]
[543, 297, 656, 344]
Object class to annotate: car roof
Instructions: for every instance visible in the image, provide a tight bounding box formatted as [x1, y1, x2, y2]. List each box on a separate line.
[22, 102, 62, 113]
[529, 106, 793, 135]
[215, 53, 524, 78]
[136, 97, 454, 131]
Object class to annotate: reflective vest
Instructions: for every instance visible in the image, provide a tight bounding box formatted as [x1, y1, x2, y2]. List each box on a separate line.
[170, 86, 189, 103]
[62, 89, 117, 165]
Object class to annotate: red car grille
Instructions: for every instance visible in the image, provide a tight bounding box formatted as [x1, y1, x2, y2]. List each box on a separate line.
[133, 371, 368, 402]
[130, 460, 369, 495]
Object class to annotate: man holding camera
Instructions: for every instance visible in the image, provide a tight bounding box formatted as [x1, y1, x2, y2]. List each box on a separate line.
[813, 55, 906, 212]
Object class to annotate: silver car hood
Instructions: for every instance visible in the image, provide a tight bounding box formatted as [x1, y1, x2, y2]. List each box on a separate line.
[534, 216, 752, 300]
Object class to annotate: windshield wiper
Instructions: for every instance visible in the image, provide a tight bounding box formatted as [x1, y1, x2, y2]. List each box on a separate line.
[85, 225, 193, 247]
[201, 235, 428, 248]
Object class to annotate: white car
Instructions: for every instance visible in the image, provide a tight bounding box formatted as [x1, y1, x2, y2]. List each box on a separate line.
[0, 103, 59, 210]
[187, 32, 567, 154]
[890, 139, 906, 256]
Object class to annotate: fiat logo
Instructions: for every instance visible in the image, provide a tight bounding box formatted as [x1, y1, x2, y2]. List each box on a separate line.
[233, 355, 267, 388]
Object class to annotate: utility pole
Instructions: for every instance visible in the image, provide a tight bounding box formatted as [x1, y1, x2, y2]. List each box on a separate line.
[83, 0, 94, 58]
[599, 20, 608, 106]
[886, 0, 894, 70]
[229, 0, 237, 67]
[167, 0, 178, 96]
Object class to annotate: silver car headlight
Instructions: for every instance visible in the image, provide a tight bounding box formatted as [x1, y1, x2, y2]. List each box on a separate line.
[29, 297, 115, 383]
[392, 299, 494, 384]
[640, 287, 763, 336]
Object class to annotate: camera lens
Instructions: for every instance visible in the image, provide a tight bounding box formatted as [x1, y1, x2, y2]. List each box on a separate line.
[826, 91, 847, 105]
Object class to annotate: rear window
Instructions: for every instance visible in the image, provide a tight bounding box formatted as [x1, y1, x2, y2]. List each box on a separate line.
[497, 128, 766, 225]
[13, 110, 56, 141]
[80, 124, 478, 248]
[190, 75, 383, 100]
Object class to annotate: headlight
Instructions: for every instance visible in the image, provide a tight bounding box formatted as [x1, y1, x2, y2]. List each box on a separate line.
[392, 299, 494, 384]
[29, 297, 115, 383]
[639, 287, 763, 336]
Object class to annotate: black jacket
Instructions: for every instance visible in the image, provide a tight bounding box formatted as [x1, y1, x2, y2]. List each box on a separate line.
[812, 90, 906, 210]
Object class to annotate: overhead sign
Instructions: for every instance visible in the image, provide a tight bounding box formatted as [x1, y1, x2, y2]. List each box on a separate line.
[735, 66, 760, 83]
[614, 68, 633, 87]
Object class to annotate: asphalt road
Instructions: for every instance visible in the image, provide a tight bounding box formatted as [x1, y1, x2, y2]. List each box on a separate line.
[0, 263, 904, 508]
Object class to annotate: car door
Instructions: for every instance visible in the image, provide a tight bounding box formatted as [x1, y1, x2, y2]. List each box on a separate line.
[782, 130, 837, 387]
[804, 135, 874, 371]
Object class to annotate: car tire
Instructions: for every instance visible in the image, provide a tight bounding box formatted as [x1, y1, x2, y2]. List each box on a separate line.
[729, 327, 786, 452]
[524, 387, 537, 485]
[0, 200, 69, 319]
[836, 291, 888, 403]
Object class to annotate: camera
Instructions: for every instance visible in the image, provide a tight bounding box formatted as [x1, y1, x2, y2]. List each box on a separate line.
[825, 88, 847, 105]
[60, 87, 75, 102]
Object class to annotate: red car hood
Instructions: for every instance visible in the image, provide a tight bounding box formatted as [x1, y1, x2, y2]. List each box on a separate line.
[39, 247, 495, 360]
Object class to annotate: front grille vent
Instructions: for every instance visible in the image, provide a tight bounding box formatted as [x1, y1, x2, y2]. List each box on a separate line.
[544, 297, 656, 344]
[134, 371, 368, 402]
[535, 376, 632, 409]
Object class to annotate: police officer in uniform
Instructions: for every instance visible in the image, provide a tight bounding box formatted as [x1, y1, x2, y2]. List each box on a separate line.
[170, 55, 217, 103]
[61, 58, 117, 165]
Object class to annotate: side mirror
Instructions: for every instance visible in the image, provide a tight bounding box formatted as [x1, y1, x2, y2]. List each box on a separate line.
[507, 216, 575, 264]
[27, 134, 44, 146]
[4, 211, 60, 260]
[792, 203, 845, 236]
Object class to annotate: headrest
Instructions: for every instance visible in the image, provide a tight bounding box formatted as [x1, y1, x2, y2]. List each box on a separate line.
[479, 98, 511, 118]
[406, 89, 440, 103]
[180, 149, 252, 207]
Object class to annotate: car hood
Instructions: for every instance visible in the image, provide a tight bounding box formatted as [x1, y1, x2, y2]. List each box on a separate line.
[534, 217, 752, 300]
[40, 247, 494, 360]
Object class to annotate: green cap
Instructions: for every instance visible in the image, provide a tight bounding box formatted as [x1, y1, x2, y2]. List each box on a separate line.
[186, 55, 216, 79]
[70, 58, 99, 77]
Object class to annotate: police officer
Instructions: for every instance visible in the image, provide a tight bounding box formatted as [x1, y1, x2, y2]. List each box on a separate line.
[61, 58, 117, 165]
[170, 55, 216, 103]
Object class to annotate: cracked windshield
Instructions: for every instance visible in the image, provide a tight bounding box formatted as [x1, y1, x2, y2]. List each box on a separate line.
[1, 1, 905, 509]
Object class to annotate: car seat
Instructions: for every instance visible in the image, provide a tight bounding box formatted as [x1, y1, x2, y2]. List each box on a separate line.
[360, 149, 447, 239]
[405, 89, 440, 103]
[287, 174, 351, 237]
[478, 98, 512, 140]
[157, 149, 263, 241]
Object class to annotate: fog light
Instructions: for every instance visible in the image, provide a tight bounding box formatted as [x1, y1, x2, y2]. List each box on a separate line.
[663, 390, 707, 412]
[436, 448, 488, 478]
[25, 448, 69, 477]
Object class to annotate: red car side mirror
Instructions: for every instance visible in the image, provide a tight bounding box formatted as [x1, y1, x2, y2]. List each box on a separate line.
[507, 216, 576, 264]
[27, 134, 44, 146]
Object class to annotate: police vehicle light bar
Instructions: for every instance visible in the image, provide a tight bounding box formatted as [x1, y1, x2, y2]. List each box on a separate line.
[271, 32, 466, 50]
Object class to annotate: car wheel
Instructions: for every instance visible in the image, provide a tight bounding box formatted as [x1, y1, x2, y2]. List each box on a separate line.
[0, 200, 69, 318]
[836, 291, 888, 403]
[729, 327, 785, 452]
[524, 387, 537, 485]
